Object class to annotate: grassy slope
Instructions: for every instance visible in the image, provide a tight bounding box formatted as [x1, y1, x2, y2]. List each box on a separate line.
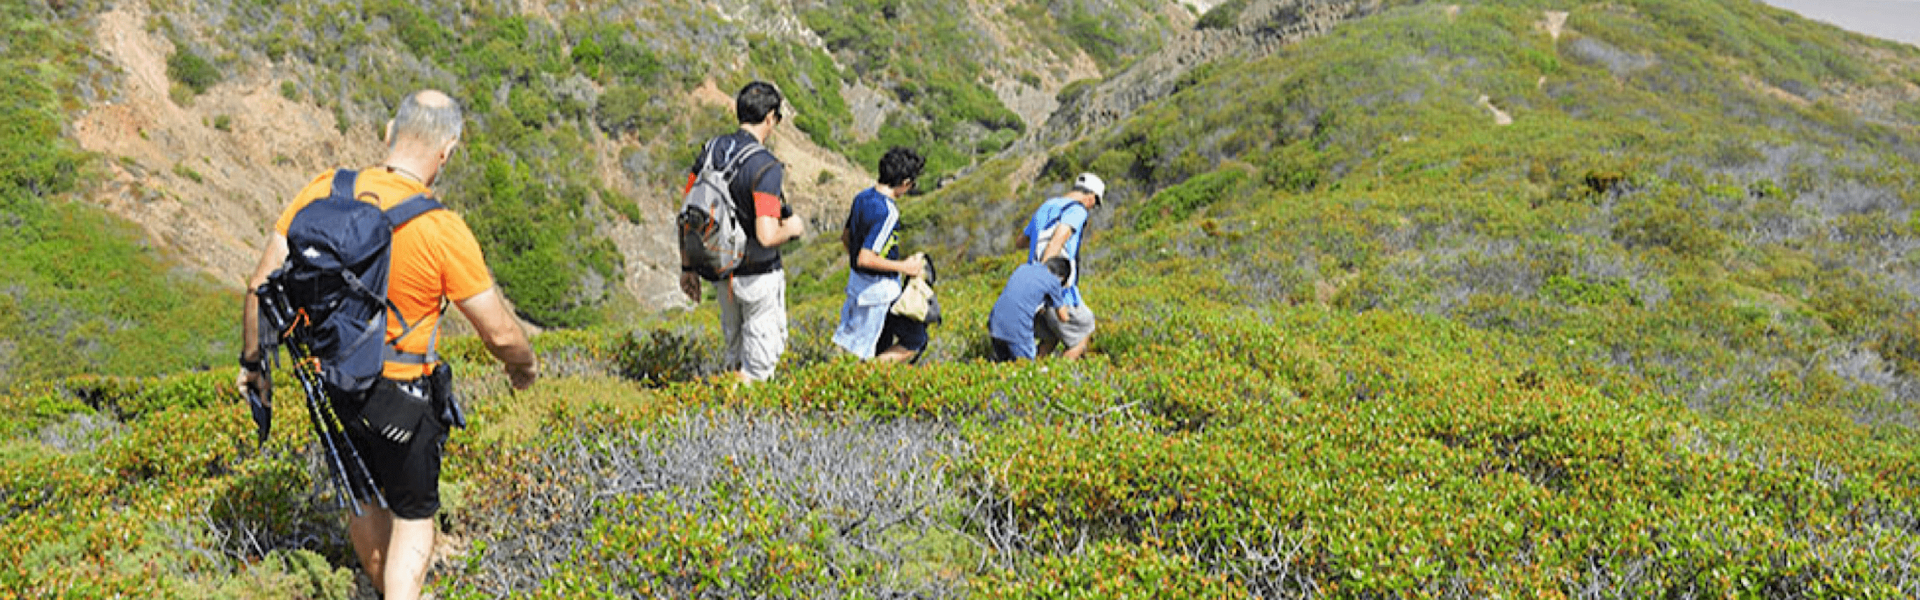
[0, 2, 234, 385]
[3, 0, 1920, 598]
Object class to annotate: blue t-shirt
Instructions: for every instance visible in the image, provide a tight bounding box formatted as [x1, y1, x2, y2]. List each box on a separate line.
[1023, 197, 1089, 306]
[844, 187, 902, 283]
[988, 262, 1067, 347]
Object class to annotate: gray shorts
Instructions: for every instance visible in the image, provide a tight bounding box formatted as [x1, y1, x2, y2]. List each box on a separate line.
[1035, 304, 1096, 348]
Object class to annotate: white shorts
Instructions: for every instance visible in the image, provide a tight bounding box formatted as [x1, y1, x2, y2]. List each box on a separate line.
[719, 271, 787, 381]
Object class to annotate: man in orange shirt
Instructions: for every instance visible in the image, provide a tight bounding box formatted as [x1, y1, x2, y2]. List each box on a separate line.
[237, 90, 536, 600]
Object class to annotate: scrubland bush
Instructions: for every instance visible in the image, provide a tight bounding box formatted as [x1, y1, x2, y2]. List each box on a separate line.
[748, 36, 851, 152]
[447, 409, 971, 598]
[166, 45, 221, 95]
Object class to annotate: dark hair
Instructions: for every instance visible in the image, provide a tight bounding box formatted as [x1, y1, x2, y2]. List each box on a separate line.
[736, 81, 783, 125]
[877, 146, 924, 187]
[1044, 256, 1073, 285]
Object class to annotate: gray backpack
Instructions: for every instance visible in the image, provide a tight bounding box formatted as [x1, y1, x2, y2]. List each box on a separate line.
[678, 140, 774, 281]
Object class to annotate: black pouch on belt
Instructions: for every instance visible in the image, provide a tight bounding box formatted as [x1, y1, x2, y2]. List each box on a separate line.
[357, 377, 434, 445]
[428, 362, 466, 429]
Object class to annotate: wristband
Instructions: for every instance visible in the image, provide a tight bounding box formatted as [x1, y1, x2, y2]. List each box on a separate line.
[239, 354, 266, 373]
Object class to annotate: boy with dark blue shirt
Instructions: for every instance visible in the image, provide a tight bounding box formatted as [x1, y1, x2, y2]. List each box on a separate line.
[987, 256, 1074, 362]
[833, 147, 928, 363]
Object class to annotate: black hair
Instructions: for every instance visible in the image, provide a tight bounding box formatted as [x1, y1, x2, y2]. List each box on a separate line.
[877, 146, 924, 187]
[1071, 186, 1101, 204]
[736, 81, 783, 125]
[1044, 256, 1073, 286]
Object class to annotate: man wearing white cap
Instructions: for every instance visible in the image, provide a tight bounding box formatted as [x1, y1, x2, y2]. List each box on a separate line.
[1016, 172, 1105, 359]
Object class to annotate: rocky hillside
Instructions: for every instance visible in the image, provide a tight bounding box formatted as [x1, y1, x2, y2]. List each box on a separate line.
[1036, 0, 1392, 147]
[63, 0, 1212, 327]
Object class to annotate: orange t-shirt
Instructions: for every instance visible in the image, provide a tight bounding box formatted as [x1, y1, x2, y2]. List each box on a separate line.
[275, 168, 495, 380]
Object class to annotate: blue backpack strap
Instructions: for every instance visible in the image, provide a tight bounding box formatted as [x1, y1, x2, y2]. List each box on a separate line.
[379, 194, 450, 371]
[329, 169, 359, 200]
[383, 194, 444, 227]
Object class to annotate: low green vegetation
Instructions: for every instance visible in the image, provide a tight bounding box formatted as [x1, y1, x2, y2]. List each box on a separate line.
[7, 0, 1920, 597]
[3, 303, 1914, 596]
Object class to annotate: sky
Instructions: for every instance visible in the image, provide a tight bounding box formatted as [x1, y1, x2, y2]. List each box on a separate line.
[1760, 0, 1920, 47]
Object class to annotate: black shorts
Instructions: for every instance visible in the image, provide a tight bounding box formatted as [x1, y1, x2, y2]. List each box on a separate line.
[332, 378, 448, 520]
[988, 338, 1017, 363]
[875, 313, 929, 355]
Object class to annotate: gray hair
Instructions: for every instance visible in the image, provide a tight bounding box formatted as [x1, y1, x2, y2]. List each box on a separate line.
[391, 90, 463, 147]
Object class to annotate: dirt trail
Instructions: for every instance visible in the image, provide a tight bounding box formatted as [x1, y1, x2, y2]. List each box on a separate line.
[1542, 11, 1569, 40]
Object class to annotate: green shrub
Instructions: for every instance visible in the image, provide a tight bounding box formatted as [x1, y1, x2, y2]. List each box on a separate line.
[1612, 195, 1728, 259]
[172, 163, 202, 183]
[369, 0, 454, 60]
[612, 328, 716, 386]
[748, 37, 851, 152]
[593, 85, 652, 134]
[1196, 0, 1250, 30]
[1133, 167, 1249, 229]
[568, 34, 602, 78]
[1541, 274, 1639, 307]
[165, 46, 220, 95]
[1061, 6, 1126, 68]
[601, 39, 662, 85]
[451, 143, 621, 329]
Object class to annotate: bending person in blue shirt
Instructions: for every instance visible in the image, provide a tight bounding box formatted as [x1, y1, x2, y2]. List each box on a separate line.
[987, 256, 1074, 362]
[833, 147, 928, 363]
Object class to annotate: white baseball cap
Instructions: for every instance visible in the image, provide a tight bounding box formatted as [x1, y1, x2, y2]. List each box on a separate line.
[1073, 172, 1106, 204]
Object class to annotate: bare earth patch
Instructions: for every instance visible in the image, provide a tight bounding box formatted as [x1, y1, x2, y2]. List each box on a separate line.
[73, 1, 383, 288]
[1542, 11, 1569, 41]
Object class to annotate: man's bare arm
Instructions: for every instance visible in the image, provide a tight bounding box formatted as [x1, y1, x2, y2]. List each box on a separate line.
[454, 288, 537, 390]
[241, 234, 291, 359]
[237, 233, 291, 395]
[755, 214, 806, 248]
[1039, 225, 1075, 262]
[855, 248, 924, 278]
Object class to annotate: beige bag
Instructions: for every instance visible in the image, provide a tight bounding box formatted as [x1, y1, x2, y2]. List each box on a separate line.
[890, 253, 935, 322]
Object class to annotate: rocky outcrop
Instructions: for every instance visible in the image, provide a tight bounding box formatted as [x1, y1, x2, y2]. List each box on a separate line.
[1034, 0, 1384, 147]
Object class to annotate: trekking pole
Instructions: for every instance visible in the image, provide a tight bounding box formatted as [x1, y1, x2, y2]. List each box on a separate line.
[305, 357, 390, 512]
[296, 356, 360, 513]
[258, 285, 389, 515]
[261, 290, 360, 513]
[284, 320, 390, 514]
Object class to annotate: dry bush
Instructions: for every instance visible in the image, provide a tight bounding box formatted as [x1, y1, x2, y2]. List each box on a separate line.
[450, 410, 973, 597]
